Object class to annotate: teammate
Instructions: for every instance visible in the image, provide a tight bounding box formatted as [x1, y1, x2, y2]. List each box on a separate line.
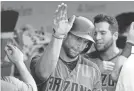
[116, 22, 134, 91]
[30, 3, 102, 91]
[115, 13, 134, 91]
[85, 14, 123, 91]
[1, 44, 37, 91]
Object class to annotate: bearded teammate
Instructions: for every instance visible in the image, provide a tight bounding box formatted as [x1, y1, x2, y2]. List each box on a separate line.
[30, 3, 102, 91]
[85, 14, 124, 91]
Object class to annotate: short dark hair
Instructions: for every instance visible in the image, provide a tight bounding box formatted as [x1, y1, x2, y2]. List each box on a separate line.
[94, 14, 118, 33]
[116, 12, 134, 34]
[116, 12, 134, 49]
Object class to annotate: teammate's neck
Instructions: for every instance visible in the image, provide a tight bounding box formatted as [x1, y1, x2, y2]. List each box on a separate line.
[60, 47, 78, 62]
[100, 43, 120, 61]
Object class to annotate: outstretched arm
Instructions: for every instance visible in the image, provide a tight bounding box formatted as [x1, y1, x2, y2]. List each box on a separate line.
[35, 3, 75, 81]
[5, 44, 37, 91]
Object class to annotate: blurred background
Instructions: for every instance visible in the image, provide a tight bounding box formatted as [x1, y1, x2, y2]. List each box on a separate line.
[1, 1, 134, 78]
[1, 1, 134, 31]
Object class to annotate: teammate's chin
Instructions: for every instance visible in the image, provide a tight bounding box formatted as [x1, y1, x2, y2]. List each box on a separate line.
[95, 44, 105, 52]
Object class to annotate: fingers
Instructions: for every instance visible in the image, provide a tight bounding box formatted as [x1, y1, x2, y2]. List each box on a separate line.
[59, 3, 67, 21]
[103, 61, 115, 71]
[60, 3, 65, 19]
[5, 44, 19, 56]
[53, 5, 60, 25]
[4, 45, 13, 60]
[5, 44, 14, 54]
[61, 3, 67, 20]
[68, 15, 76, 26]
[105, 65, 114, 71]
[5, 46, 11, 56]
[54, 3, 68, 24]
[57, 4, 62, 20]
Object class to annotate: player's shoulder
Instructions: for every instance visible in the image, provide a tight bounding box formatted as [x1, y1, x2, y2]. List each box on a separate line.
[84, 51, 101, 64]
[84, 51, 100, 59]
[80, 55, 100, 73]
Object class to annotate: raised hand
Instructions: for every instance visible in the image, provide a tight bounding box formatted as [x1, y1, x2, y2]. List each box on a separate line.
[53, 3, 75, 36]
[5, 44, 24, 64]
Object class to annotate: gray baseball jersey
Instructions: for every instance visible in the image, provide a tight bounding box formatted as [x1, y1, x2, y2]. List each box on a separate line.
[30, 55, 102, 91]
[86, 51, 122, 91]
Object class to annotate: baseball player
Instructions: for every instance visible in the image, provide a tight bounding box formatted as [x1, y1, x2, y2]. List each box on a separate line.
[85, 14, 125, 91]
[30, 3, 102, 91]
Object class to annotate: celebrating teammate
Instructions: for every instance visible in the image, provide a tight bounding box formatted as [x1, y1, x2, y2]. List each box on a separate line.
[85, 14, 123, 91]
[30, 3, 102, 91]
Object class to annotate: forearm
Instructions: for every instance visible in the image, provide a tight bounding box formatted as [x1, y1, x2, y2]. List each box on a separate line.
[15, 62, 37, 91]
[35, 35, 64, 80]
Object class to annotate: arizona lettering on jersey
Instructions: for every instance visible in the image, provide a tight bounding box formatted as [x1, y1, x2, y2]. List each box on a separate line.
[46, 76, 92, 91]
[101, 74, 115, 87]
[101, 73, 116, 91]
[86, 51, 121, 91]
[30, 55, 102, 91]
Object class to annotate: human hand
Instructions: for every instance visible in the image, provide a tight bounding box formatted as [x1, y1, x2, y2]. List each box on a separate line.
[102, 61, 115, 71]
[53, 3, 75, 37]
[5, 44, 24, 64]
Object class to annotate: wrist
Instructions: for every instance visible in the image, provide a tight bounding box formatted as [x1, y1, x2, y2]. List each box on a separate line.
[53, 28, 67, 39]
[53, 33, 66, 39]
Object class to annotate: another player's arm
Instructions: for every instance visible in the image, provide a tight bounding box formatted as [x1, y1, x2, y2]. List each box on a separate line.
[111, 22, 134, 81]
[35, 3, 75, 81]
[5, 44, 37, 91]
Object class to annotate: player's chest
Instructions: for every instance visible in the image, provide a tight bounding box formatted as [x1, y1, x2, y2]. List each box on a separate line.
[101, 73, 116, 91]
[45, 62, 95, 91]
[95, 59, 117, 91]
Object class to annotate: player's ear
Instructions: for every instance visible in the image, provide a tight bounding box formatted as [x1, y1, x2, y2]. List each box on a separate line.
[113, 32, 118, 40]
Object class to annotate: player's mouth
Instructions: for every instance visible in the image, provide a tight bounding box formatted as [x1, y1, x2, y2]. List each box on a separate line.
[70, 49, 78, 54]
[96, 43, 103, 45]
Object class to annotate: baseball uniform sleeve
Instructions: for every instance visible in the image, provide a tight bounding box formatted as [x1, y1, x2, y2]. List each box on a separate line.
[1, 76, 33, 91]
[30, 55, 46, 85]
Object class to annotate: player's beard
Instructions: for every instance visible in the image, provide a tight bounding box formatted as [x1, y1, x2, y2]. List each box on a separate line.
[63, 43, 80, 59]
[95, 38, 114, 53]
[67, 48, 80, 58]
